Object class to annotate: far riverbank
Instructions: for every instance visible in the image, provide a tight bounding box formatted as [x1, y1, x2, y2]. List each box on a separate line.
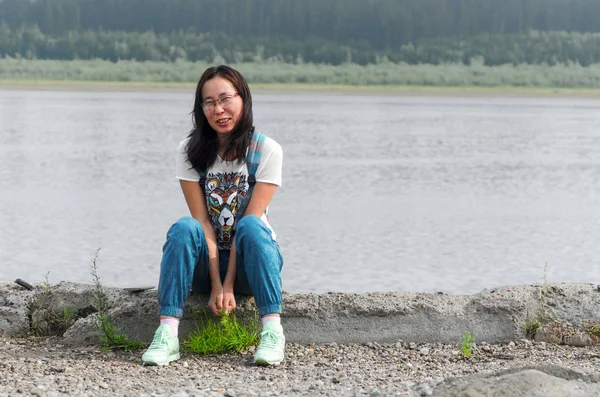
[2, 58, 600, 95]
[3, 79, 600, 98]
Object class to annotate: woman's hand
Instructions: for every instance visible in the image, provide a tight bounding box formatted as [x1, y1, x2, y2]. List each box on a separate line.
[208, 287, 224, 316]
[222, 289, 237, 315]
[208, 287, 237, 316]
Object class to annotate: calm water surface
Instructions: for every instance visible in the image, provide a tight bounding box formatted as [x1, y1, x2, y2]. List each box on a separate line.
[1, 88, 599, 293]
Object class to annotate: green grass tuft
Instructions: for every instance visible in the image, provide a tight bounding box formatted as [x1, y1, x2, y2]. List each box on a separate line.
[525, 320, 541, 338]
[183, 308, 260, 355]
[459, 330, 476, 358]
[90, 248, 147, 351]
[28, 272, 76, 337]
[584, 321, 600, 338]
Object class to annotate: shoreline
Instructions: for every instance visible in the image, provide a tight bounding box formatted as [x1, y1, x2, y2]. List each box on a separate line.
[3, 79, 600, 98]
[2, 281, 600, 345]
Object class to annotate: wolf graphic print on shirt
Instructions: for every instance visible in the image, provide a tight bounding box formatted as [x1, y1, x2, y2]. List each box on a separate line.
[204, 172, 248, 249]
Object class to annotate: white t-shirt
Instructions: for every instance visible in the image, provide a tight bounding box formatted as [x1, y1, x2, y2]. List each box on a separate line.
[176, 135, 283, 250]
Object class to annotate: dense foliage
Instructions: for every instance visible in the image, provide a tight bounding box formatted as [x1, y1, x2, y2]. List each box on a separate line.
[3, 0, 600, 47]
[1, 0, 600, 66]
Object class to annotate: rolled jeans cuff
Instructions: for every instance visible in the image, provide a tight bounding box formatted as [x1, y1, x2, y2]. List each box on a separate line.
[259, 303, 281, 317]
[159, 305, 183, 319]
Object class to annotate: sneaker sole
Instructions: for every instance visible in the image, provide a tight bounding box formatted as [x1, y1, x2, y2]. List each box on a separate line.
[254, 357, 283, 366]
[142, 353, 180, 366]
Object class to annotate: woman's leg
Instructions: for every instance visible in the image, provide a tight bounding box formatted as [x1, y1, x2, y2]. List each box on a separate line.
[235, 215, 285, 365]
[143, 216, 207, 366]
[235, 215, 283, 316]
[158, 216, 208, 318]
[191, 250, 230, 294]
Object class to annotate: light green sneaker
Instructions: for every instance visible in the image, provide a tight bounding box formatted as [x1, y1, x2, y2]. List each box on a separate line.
[141, 324, 180, 366]
[254, 321, 285, 366]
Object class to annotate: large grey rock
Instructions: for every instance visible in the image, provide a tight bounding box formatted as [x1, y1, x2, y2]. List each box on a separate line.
[431, 365, 600, 397]
[63, 288, 258, 345]
[0, 281, 35, 337]
[543, 284, 600, 326]
[534, 323, 599, 347]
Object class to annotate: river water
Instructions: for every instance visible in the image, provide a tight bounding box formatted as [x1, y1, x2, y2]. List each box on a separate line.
[1, 88, 599, 293]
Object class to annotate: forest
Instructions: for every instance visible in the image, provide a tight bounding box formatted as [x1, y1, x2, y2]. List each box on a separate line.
[1, 0, 600, 66]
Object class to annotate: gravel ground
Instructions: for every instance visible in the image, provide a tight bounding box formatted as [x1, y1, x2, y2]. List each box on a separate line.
[1, 337, 599, 397]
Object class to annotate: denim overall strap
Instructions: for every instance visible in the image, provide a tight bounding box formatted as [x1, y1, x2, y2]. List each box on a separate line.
[234, 130, 264, 231]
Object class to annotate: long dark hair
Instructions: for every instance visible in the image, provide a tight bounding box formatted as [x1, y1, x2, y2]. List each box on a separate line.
[186, 65, 254, 173]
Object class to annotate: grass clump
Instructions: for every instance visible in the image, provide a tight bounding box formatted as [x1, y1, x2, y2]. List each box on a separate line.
[525, 262, 557, 338]
[28, 272, 75, 337]
[458, 330, 475, 359]
[584, 321, 600, 338]
[90, 249, 146, 351]
[183, 308, 260, 355]
[525, 320, 541, 338]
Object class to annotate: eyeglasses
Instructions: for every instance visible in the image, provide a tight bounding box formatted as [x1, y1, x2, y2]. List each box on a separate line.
[201, 93, 239, 112]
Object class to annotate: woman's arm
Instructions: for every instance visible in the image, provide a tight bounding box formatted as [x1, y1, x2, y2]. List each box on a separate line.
[223, 240, 237, 292]
[222, 239, 237, 314]
[221, 182, 278, 312]
[179, 180, 223, 314]
[243, 182, 278, 217]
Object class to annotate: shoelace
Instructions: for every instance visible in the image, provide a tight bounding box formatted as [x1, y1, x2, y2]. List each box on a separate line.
[258, 329, 281, 351]
[148, 328, 170, 350]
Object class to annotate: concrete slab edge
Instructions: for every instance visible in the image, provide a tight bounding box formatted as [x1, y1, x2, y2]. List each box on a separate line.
[1, 281, 599, 346]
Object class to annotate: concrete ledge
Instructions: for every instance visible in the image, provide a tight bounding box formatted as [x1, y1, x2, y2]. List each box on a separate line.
[1, 281, 599, 346]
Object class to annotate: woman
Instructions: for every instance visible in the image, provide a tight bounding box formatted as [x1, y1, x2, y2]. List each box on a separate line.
[142, 65, 285, 366]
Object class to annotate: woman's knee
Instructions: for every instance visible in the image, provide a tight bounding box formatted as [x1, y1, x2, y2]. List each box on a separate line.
[237, 214, 262, 232]
[167, 216, 203, 242]
[236, 215, 267, 243]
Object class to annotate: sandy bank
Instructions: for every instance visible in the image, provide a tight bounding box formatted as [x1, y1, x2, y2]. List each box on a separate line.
[3, 80, 600, 98]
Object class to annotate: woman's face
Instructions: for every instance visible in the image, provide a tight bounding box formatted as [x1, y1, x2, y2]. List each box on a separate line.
[201, 76, 243, 136]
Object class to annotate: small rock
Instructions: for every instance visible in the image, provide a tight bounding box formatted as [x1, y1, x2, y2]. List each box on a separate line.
[419, 347, 430, 356]
[419, 383, 433, 396]
[49, 365, 65, 373]
[534, 324, 564, 344]
[30, 386, 46, 397]
[564, 331, 598, 347]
